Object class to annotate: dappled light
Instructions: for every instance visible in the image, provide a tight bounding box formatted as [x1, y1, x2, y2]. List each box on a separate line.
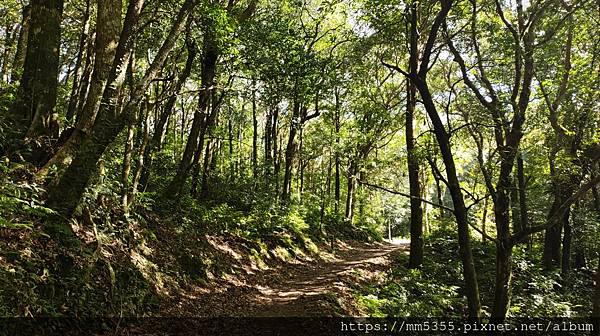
[0, 0, 599, 334]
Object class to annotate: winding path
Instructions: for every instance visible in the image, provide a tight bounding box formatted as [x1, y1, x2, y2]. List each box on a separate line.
[166, 240, 407, 317]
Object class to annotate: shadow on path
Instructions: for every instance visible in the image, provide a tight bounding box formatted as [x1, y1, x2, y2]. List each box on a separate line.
[165, 240, 407, 317]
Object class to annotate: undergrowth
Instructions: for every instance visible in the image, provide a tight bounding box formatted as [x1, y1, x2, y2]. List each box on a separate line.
[0, 160, 381, 316]
[357, 230, 594, 318]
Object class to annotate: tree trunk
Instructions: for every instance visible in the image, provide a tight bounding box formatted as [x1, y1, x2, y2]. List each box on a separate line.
[491, 176, 514, 320]
[65, 0, 91, 122]
[510, 175, 521, 232]
[298, 128, 304, 196]
[592, 165, 600, 211]
[139, 38, 196, 191]
[517, 154, 529, 247]
[11, 0, 63, 140]
[282, 99, 300, 202]
[264, 106, 273, 186]
[200, 100, 222, 198]
[273, 109, 280, 197]
[481, 197, 488, 242]
[48, 0, 197, 219]
[10, 4, 31, 83]
[73, 34, 95, 121]
[37, 0, 124, 178]
[252, 80, 258, 180]
[167, 23, 217, 198]
[121, 108, 137, 212]
[129, 100, 150, 206]
[1, 23, 18, 83]
[345, 159, 357, 222]
[406, 0, 423, 269]
[413, 75, 482, 318]
[334, 98, 341, 214]
[543, 194, 564, 269]
[561, 209, 572, 275]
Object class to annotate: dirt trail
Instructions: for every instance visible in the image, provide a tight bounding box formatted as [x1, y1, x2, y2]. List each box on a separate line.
[166, 241, 406, 317]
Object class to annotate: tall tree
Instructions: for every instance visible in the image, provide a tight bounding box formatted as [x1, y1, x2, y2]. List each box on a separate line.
[384, 0, 482, 319]
[48, 0, 198, 221]
[405, 0, 423, 269]
[10, 0, 63, 141]
[166, 0, 258, 199]
[38, 0, 123, 179]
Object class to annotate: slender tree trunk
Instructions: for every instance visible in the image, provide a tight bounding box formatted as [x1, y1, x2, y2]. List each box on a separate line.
[73, 35, 95, 121]
[264, 106, 272, 186]
[544, 193, 564, 269]
[167, 24, 217, 198]
[592, 175, 600, 212]
[121, 108, 137, 212]
[139, 38, 196, 190]
[273, 109, 280, 197]
[406, 0, 423, 269]
[65, 0, 91, 122]
[129, 100, 150, 206]
[282, 99, 300, 202]
[481, 197, 488, 242]
[1, 23, 18, 83]
[345, 159, 357, 222]
[510, 175, 521, 232]
[561, 206, 572, 275]
[491, 179, 514, 320]
[10, 4, 31, 83]
[298, 128, 304, 196]
[200, 101, 222, 198]
[332, 88, 341, 213]
[413, 74, 482, 318]
[252, 80, 258, 181]
[517, 154, 529, 247]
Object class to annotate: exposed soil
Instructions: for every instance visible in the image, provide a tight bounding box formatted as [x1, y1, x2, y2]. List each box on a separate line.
[163, 240, 407, 317]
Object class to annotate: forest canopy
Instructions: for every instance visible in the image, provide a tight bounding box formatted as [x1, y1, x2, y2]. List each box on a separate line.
[0, 0, 599, 333]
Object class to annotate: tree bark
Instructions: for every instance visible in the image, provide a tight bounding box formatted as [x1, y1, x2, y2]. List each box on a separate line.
[167, 24, 217, 198]
[10, 4, 31, 83]
[264, 105, 273, 186]
[334, 90, 341, 214]
[65, 0, 92, 122]
[1, 23, 18, 83]
[282, 99, 301, 202]
[252, 80, 258, 181]
[121, 106, 137, 212]
[273, 108, 280, 196]
[11, 0, 63, 140]
[37, 0, 124, 178]
[517, 154, 529, 245]
[406, 0, 423, 269]
[47, 0, 197, 219]
[399, 0, 481, 318]
[200, 99, 222, 198]
[345, 159, 357, 222]
[561, 209, 572, 275]
[128, 99, 150, 207]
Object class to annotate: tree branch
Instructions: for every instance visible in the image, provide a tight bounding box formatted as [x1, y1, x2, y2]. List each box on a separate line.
[359, 180, 454, 213]
[510, 173, 600, 245]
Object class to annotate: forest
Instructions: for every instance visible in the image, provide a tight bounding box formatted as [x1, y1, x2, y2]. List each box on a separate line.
[0, 0, 599, 334]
